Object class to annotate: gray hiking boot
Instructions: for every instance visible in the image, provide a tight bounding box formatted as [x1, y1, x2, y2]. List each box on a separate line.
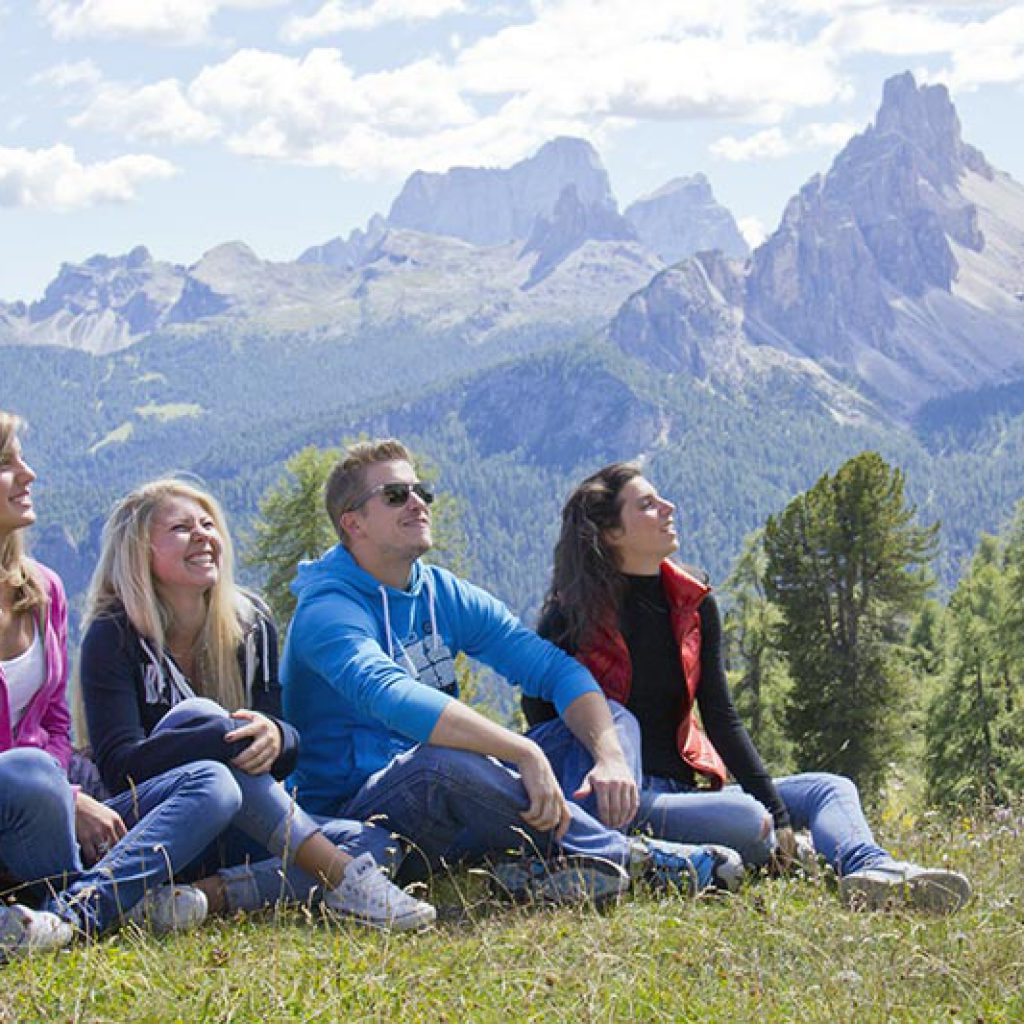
[839, 860, 972, 914]
[489, 852, 630, 908]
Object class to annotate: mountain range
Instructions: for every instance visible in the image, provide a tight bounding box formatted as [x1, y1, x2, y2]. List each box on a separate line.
[3, 71, 1024, 627]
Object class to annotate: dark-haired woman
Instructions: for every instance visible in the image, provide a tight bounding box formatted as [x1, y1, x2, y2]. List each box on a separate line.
[525, 462, 971, 913]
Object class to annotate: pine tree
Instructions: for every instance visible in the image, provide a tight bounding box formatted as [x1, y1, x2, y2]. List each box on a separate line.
[763, 452, 937, 796]
[245, 445, 340, 628]
[926, 504, 1024, 806]
[722, 529, 793, 772]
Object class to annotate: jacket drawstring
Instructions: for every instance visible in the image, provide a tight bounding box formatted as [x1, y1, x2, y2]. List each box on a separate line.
[378, 584, 423, 676]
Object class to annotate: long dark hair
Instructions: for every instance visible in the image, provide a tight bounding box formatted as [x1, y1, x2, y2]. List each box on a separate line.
[541, 461, 641, 650]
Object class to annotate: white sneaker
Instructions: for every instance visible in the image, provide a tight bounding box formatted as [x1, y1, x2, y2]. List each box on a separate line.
[839, 860, 972, 914]
[0, 904, 74, 960]
[324, 853, 436, 931]
[125, 885, 208, 934]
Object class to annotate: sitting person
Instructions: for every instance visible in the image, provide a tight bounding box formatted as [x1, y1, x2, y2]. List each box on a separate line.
[1, 412, 235, 960]
[79, 477, 435, 931]
[523, 462, 972, 914]
[281, 438, 741, 905]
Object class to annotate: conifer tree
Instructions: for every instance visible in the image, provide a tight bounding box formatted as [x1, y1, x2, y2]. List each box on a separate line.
[722, 529, 793, 772]
[763, 452, 937, 795]
[926, 504, 1024, 805]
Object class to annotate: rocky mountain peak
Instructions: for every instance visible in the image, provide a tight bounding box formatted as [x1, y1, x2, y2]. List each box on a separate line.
[386, 136, 616, 247]
[625, 174, 749, 265]
[519, 184, 636, 288]
[871, 71, 990, 187]
[744, 71, 1023, 413]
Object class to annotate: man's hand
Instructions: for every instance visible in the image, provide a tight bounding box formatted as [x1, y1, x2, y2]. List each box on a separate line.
[225, 709, 282, 775]
[515, 743, 572, 839]
[574, 755, 638, 830]
[74, 792, 127, 866]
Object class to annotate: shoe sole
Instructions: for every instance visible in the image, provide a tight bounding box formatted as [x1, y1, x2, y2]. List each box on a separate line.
[491, 854, 630, 908]
[340, 904, 437, 932]
[840, 870, 972, 915]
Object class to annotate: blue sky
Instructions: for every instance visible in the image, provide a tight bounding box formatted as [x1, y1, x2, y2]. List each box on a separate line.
[1, 0, 1022, 302]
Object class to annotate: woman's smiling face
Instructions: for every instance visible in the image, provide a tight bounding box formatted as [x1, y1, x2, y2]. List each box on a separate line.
[604, 476, 678, 574]
[149, 494, 223, 598]
[0, 432, 37, 538]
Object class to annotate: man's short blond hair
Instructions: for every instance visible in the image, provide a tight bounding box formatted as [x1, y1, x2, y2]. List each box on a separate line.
[325, 438, 414, 545]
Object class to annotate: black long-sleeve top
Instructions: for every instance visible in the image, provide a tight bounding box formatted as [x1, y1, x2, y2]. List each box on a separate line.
[525, 578, 790, 829]
[80, 596, 299, 795]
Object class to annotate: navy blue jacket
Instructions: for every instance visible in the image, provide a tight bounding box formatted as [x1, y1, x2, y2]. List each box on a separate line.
[80, 596, 299, 795]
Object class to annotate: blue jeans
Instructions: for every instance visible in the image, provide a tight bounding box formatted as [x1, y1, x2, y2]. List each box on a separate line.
[160, 699, 396, 910]
[528, 703, 889, 876]
[337, 743, 634, 882]
[0, 746, 238, 935]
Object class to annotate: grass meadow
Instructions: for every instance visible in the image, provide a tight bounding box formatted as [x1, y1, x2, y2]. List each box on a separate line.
[4, 806, 1022, 1024]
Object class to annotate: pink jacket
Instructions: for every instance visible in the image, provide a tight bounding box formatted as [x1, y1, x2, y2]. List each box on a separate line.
[0, 561, 72, 769]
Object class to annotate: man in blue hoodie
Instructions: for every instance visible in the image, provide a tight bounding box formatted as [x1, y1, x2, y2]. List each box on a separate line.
[282, 439, 739, 902]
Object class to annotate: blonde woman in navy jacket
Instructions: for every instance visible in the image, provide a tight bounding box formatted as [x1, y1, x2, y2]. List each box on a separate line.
[1, 412, 237, 958]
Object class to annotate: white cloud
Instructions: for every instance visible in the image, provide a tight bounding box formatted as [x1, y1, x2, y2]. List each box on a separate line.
[71, 80, 220, 144]
[31, 59, 102, 89]
[819, 3, 1024, 89]
[38, 0, 283, 44]
[187, 48, 474, 166]
[282, 0, 465, 43]
[455, 1, 849, 121]
[0, 144, 175, 209]
[711, 127, 790, 162]
[711, 121, 858, 162]
[738, 215, 767, 249]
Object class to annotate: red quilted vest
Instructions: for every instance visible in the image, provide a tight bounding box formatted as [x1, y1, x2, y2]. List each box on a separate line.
[577, 561, 728, 788]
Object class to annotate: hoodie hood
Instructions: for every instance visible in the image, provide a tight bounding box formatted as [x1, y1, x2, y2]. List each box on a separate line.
[292, 543, 426, 602]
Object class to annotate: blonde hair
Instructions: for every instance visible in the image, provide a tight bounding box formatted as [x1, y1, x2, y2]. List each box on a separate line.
[324, 438, 414, 545]
[84, 478, 245, 709]
[0, 410, 46, 614]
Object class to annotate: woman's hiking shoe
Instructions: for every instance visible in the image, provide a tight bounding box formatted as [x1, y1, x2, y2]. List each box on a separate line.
[324, 852, 436, 931]
[839, 861, 972, 914]
[489, 853, 630, 908]
[0, 904, 74, 960]
[630, 838, 744, 894]
[125, 884, 209, 934]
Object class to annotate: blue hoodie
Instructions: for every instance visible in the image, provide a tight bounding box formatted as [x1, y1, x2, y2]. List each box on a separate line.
[281, 544, 601, 814]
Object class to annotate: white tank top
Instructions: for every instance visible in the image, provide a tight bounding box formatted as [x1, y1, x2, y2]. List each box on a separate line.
[1, 624, 44, 731]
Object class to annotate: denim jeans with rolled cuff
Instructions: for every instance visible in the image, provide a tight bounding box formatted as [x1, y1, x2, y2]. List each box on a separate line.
[0, 745, 238, 934]
[528, 701, 889, 876]
[157, 698, 397, 911]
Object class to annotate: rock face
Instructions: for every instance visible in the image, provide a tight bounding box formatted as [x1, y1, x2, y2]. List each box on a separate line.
[17, 246, 187, 354]
[610, 258, 735, 378]
[387, 137, 617, 246]
[744, 71, 1024, 410]
[520, 185, 637, 287]
[298, 214, 387, 270]
[625, 175, 749, 265]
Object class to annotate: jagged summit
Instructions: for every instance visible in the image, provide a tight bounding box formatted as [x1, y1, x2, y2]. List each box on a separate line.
[625, 174, 749, 265]
[744, 70, 1024, 411]
[520, 184, 636, 287]
[387, 136, 617, 247]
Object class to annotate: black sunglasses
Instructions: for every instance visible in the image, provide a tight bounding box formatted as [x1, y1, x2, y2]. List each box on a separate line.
[348, 481, 435, 511]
